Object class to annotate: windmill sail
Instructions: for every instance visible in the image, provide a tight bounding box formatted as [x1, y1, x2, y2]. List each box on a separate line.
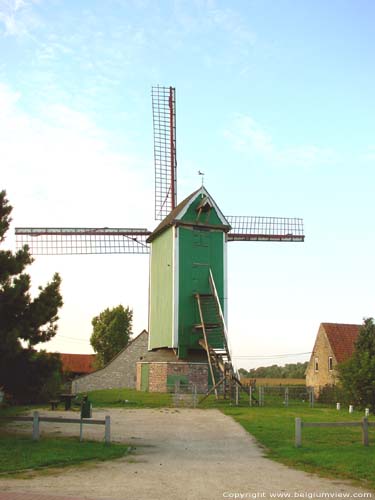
[152, 86, 177, 220]
[15, 227, 151, 255]
[226, 216, 304, 242]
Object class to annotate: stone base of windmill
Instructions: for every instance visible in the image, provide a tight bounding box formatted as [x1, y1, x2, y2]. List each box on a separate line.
[136, 348, 209, 394]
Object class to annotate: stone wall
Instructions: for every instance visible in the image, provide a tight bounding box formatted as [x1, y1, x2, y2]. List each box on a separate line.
[305, 325, 338, 396]
[72, 330, 148, 394]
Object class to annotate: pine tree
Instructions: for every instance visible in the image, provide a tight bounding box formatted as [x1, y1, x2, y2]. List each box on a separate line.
[0, 190, 63, 402]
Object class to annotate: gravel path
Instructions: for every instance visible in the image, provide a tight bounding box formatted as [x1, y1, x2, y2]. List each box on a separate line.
[0, 408, 373, 500]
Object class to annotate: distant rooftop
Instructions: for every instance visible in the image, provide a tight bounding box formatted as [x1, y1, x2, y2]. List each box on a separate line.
[322, 323, 361, 363]
[59, 353, 96, 374]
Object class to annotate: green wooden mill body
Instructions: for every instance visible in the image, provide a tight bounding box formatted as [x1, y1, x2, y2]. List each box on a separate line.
[147, 186, 230, 359]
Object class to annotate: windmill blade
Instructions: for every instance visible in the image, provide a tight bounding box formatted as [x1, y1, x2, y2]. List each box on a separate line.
[226, 216, 304, 242]
[152, 85, 177, 220]
[15, 228, 151, 255]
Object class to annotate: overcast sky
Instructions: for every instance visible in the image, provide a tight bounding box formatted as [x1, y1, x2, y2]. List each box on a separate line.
[1, 0, 375, 369]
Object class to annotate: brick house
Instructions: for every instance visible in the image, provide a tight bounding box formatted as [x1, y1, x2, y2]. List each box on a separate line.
[305, 322, 360, 396]
[71, 330, 148, 393]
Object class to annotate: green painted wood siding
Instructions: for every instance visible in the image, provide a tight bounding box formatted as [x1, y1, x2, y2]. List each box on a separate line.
[178, 226, 225, 357]
[149, 227, 174, 350]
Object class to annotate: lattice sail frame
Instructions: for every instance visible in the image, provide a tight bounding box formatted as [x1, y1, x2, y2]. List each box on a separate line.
[226, 216, 304, 242]
[15, 228, 151, 255]
[152, 85, 177, 220]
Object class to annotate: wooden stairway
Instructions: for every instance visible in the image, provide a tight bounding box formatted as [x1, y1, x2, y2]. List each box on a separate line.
[195, 270, 250, 402]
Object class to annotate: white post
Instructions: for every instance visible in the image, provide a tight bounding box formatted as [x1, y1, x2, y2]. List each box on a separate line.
[295, 418, 302, 447]
[32, 411, 40, 441]
[349, 405, 354, 413]
[105, 416, 111, 444]
[336, 402, 341, 410]
[365, 408, 369, 417]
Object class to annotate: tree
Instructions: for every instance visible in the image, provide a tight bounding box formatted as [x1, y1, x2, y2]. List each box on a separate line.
[90, 305, 132, 367]
[238, 362, 308, 379]
[0, 190, 63, 402]
[338, 317, 375, 412]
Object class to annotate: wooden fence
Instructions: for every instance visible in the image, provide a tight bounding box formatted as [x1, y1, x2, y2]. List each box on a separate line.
[1, 411, 111, 444]
[295, 417, 375, 447]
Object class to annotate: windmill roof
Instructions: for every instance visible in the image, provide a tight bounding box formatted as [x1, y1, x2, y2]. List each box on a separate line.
[59, 353, 96, 374]
[147, 186, 230, 243]
[322, 322, 361, 363]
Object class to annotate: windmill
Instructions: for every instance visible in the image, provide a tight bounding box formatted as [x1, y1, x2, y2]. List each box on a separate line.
[16, 86, 304, 400]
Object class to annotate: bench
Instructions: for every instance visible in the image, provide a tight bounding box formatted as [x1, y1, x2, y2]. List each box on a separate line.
[49, 400, 60, 410]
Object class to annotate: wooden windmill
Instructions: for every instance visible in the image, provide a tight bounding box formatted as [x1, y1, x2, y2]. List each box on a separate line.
[16, 86, 304, 399]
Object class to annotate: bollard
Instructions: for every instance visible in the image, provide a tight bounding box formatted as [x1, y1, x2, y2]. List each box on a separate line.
[32, 411, 40, 441]
[336, 402, 341, 410]
[105, 415, 111, 444]
[362, 417, 369, 446]
[295, 417, 302, 447]
[349, 405, 354, 413]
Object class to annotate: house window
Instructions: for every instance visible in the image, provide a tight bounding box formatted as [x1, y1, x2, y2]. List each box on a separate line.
[314, 357, 319, 372]
[328, 356, 333, 371]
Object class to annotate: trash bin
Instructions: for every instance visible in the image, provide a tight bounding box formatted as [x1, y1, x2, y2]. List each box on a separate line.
[80, 396, 92, 419]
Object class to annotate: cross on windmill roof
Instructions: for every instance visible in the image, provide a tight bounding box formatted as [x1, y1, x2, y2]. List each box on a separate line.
[15, 86, 305, 398]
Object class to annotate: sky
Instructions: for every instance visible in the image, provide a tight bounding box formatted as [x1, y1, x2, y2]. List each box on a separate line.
[1, 0, 375, 370]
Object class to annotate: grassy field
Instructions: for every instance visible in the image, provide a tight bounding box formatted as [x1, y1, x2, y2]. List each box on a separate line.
[0, 434, 130, 475]
[223, 406, 375, 490]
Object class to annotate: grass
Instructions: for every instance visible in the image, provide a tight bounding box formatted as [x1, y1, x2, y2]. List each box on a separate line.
[85, 387, 173, 408]
[0, 434, 130, 475]
[2, 392, 375, 488]
[222, 405, 375, 490]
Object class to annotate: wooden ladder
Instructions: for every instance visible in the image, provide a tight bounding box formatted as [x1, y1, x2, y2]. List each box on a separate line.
[195, 270, 250, 402]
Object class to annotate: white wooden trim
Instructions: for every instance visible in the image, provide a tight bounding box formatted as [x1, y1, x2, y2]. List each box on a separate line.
[223, 232, 228, 323]
[172, 226, 179, 348]
[147, 244, 153, 351]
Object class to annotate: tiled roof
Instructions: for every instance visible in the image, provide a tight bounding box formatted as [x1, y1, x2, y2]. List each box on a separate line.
[60, 353, 96, 374]
[322, 323, 361, 363]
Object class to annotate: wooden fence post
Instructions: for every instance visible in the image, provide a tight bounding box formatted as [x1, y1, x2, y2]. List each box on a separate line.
[362, 417, 369, 446]
[32, 411, 40, 441]
[295, 417, 302, 447]
[105, 416, 111, 444]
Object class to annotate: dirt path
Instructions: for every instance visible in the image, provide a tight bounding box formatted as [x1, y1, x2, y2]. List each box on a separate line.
[0, 408, 373, 500]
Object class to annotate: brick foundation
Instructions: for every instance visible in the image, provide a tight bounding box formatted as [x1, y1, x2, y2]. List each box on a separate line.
[137, 361, 209, 393]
